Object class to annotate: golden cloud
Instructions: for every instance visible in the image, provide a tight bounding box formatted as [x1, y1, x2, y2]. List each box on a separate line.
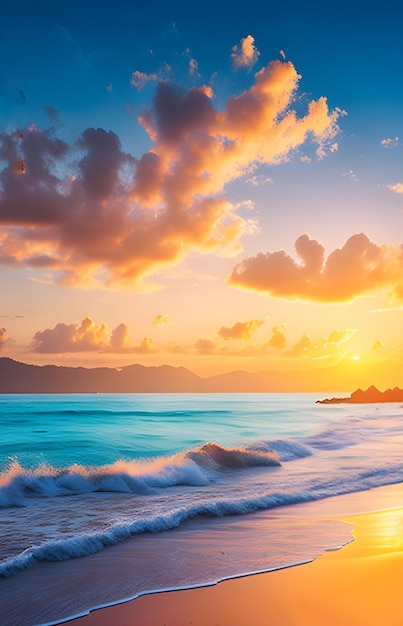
[31, 317, 156, 354]
[231, 35, 260, 69]
[152, 313, 169, 326]
[0, 56, 341, 289]
[267, 325, 287, 350]
[218, 319, 264, 340]
[194, 338, 216, 355]
[228, 233, 403, 303]
[287, 329, 357, 358]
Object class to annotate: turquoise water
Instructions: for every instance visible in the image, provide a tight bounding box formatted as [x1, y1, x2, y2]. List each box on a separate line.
[1, 393, 403, 625]
[0, 393, 337, 468]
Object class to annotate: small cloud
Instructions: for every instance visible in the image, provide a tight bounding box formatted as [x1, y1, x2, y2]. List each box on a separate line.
[106, 83, 113, 93]
[381, 136, 399, 148]
[279, 50, 286, 61]
[330, 142, 338, 152]
[218, 319, 264, 341]
[246, 174, 273, 186]
[189, 58, 199, 77]
[152, 313, 168, 326]
[195, 338, 216, 355]
[133, 337, 156, 353]
[342, 169, 358, 182]
[231, 35, 260, 69]
[267, 325, 287, 350]
[388, 182, 403, 194]
[371, 339, 385, 350]
[130, 70, 159, 91]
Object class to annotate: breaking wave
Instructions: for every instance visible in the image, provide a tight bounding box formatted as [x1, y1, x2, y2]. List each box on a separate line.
[0, 441, 285, 508]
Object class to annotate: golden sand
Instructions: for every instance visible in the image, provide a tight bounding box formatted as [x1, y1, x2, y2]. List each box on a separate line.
[72, 505, 403, 625]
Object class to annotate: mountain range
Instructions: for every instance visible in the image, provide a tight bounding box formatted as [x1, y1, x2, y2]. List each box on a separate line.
[0, 357, 400, 396]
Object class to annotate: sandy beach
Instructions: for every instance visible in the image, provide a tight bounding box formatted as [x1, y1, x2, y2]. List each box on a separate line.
[71, 489, 403, 626]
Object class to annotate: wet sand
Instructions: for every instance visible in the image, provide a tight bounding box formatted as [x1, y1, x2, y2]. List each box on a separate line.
[71, 497, 403, 625]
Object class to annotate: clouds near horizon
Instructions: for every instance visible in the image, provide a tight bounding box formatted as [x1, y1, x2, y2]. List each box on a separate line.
[0, 56, 341, 290]
[228, 233, 403, 304]
[218, 319, 264, 341]
[0, 327, 7, 350]
[31, 317, 156, 354]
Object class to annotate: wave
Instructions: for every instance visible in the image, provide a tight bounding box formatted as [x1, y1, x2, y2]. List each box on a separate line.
[0, 441, 282, 508]
[3, 458, 403, 579]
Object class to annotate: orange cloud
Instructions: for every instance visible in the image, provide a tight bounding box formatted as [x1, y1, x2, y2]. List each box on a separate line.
[152, 313, 168, 326]
[218, 319, 264, 340]
[287, 329, 356, 358]
[267, 325, 287, 350]
[194, 339, 216, 355]
[228, 325, 355, 360]
[388, 182, 403, 194]
[231, 35, 260, 69]
[31, 317, 155, 354]
[228, 233, 403, 304]
[0, 57, 341, 289]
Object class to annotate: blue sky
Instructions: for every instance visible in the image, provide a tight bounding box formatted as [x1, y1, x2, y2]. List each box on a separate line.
[0, 0, 402, 389]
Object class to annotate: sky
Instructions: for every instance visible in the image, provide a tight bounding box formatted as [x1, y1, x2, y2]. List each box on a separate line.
[1, 0, 402, 390]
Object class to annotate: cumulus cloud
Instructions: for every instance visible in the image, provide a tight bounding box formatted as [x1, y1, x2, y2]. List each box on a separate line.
[231, 35, 260, 69]
[31, 317, 155, 354]
[194, 338, 216, 355]
[388, 182, 403, 194]
[218, 319, 264, 340]
[0, 56, 341, 289]
[228, 233, 403, 304]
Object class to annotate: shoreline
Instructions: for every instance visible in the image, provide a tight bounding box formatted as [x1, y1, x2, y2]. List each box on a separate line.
[67, 484, 403, 626]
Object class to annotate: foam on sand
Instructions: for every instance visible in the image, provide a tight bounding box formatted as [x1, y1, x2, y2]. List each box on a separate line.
[71, 498, 403, 626]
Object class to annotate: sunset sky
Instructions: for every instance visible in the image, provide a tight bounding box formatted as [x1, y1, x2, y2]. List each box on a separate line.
[1, 0, 402, 389]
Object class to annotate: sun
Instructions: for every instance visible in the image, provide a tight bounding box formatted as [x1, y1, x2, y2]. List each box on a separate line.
[352, 355, 361, 361]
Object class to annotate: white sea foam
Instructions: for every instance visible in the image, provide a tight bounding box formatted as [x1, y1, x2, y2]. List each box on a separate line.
[0, 442, 280, 508]
[2, 396, 403, 584]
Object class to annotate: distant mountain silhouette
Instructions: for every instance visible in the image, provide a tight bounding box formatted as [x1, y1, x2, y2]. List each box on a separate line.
[0, 357, 399, 395]
[0, 358, 203, 394]
[317, 385, 403, 404]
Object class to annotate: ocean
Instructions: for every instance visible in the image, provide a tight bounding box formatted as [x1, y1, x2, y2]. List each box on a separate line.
[1, 392, 403, 626]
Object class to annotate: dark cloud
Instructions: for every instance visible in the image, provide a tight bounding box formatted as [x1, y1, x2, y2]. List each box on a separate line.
[0, 60, 341, 289]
